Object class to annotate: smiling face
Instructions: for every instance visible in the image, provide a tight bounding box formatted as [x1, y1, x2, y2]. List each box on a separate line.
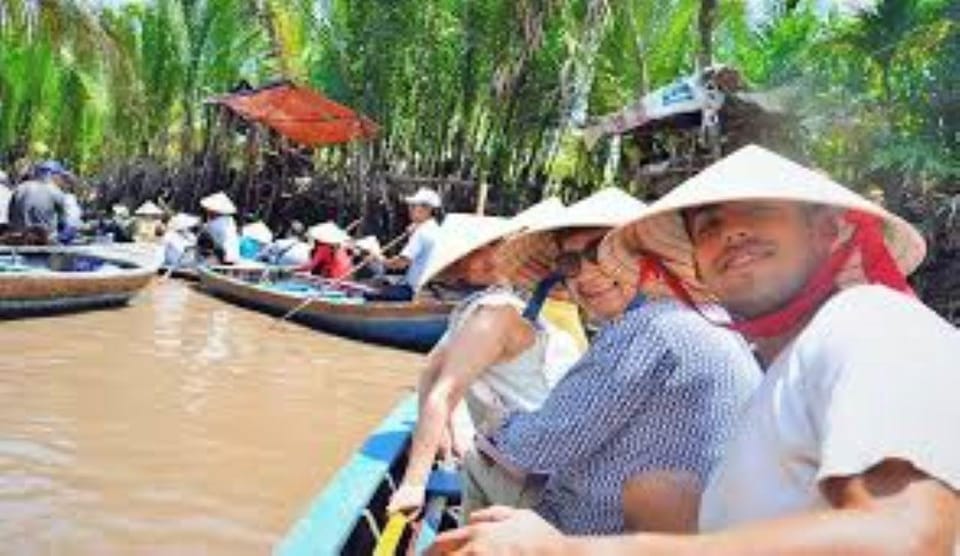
[558, 229, 638, 322]
[687, 200, 838, 318]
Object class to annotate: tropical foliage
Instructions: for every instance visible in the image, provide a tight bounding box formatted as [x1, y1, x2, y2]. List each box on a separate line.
[1, 0, 957, 308]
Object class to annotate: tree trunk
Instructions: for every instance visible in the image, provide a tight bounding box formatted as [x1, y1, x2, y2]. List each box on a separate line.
[697, 0, 716, 70]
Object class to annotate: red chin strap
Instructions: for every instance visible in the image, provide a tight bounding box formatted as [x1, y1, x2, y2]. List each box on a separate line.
[636, 210, 914, 339]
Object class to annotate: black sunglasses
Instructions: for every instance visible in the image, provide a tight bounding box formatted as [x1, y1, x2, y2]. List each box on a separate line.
[554, 236, 603, 279]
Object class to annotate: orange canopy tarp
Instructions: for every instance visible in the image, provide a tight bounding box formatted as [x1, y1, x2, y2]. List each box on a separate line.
[211, 82, 378, 146]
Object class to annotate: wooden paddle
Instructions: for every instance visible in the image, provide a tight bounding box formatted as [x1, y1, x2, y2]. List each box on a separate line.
[344, 217, 363, 235]
[273, 227, 412, 325]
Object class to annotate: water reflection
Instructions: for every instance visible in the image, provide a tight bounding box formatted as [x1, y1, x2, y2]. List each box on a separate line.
[0, 281, 420, 554]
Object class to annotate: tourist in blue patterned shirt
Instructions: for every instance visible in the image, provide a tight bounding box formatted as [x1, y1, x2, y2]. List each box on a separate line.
[462, 189, 761, 535]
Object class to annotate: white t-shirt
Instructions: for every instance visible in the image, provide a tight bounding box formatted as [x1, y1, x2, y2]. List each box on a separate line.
[0, 184, 10, 224]
[400, 218, 439, 287]
[63, 193, 82, 229]
[205, 215, 240, 263]
[700, 285, 960, 534]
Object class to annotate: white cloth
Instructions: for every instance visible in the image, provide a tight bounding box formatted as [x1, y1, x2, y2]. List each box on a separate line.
[259, 238, 311, 266]
[63, 193, 82, 229]
[437, 288, 582, 432]
[204, 215, 240, 263]
[700, 285, 960, 533]
[0, 184, 12, 224]
[400, 218, 439, 287]
[162, 230, 197, 267]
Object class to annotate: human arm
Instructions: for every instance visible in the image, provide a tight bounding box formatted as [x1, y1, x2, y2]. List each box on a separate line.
[431, 461, 958, 555]
[296, 245, 324, 272]
[388, 306, 531, 514]
[622, 470, 701, 533]
[382, 254, 410, 270]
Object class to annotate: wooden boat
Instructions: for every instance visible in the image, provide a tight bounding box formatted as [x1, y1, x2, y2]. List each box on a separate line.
[157, 264, 201, 281]
[277, 395, 461, 555]
[0, 246, 154, 317]
[197, 266, 453, 352]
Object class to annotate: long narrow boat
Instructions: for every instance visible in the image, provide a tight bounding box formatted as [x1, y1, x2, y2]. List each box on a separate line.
[197, 267, 453, 352]
[0, 246, 154, 317]
[277, 395, 461, 555]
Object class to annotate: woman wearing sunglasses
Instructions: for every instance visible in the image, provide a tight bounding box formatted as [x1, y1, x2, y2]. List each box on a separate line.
[460, 188, 761, 535]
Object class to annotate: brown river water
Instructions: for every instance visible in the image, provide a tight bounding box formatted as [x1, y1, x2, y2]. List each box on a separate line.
[0, 280, 422, 554]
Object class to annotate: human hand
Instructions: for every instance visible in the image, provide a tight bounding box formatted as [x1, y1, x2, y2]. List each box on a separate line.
[386, 482, 426, 517]
[427, 506, 564, 555]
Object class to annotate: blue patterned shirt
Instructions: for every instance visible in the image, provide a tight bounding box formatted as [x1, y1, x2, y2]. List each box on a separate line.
[479, 298, 761, 534]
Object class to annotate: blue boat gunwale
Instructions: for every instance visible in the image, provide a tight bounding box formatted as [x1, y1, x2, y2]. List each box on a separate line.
[276, 394, 418, 555]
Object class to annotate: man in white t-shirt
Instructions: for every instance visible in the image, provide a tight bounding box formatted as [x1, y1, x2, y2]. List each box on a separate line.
[367, 187, 442, 301]
[432, 145, 959, 554]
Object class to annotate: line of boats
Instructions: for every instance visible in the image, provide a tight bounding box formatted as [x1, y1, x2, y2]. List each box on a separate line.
[1, 244, 453, 353]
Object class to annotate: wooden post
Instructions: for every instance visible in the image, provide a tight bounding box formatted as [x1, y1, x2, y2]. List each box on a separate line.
[475, 180, 488, 215]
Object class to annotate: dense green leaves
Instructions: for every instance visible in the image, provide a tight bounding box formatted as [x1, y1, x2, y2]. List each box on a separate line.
[0, 0, 955, 205]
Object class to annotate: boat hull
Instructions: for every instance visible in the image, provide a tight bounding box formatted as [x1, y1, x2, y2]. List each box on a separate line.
[0, 246, 154, 318]
[277, 395, 417, 555]
[198, 267, 452, 352]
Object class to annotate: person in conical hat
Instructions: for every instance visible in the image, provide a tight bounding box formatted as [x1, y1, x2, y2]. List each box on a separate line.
[387, 207, 584, 518]
[367, 187, 444, 301]
[199, 191, 236, 215]
[449, 188, 759, 535]
[161, 213, 200, 267]
[198, 191, 239, 264]
[135, 200, 163, 218]
[437, 145, 960, 553]
[238, 220, 274, 260]
[133, 200, 165, 242]
[298, 221, 352, 279]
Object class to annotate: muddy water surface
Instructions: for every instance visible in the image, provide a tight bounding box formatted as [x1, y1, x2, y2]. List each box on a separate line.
[0, 280, 421, 554]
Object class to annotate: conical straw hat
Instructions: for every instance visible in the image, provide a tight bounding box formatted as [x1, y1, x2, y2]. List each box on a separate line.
[241, 221, 274, 244]
[414, 198, 565, 292]
[414, 213, 517, 292]
[307, 221, 350, 245]
[200, 191, 237, 215]
[600, 144, 926, 298]
[135, 200, 163, 217]
[496, 188, 647, 288]
[168, 213, 200, 231]
[353, 235, 382, 256]
[511, 196, 565, 229]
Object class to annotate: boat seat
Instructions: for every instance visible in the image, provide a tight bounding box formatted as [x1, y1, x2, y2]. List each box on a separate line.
[426, 466, 461, 504]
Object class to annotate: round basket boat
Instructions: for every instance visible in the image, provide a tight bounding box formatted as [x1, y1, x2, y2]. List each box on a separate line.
[0, 246, 155, 318]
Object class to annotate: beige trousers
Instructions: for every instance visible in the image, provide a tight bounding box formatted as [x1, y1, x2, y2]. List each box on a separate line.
[461, 447, 541, 521]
